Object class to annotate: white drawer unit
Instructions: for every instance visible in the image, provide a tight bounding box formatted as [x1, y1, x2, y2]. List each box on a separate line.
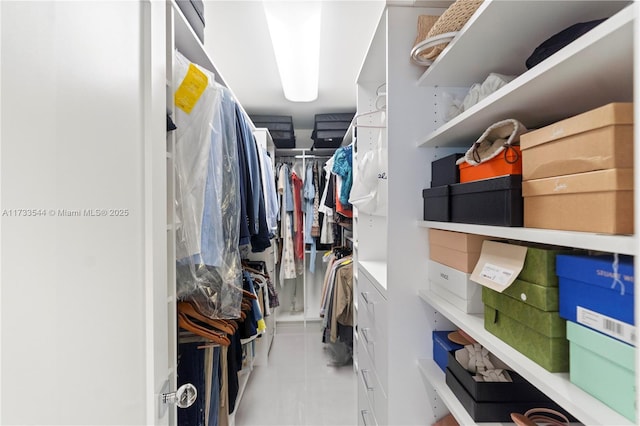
[357, 266, 389, 396]
[357, 333, 388, 426]
[358, 377, 377, 426]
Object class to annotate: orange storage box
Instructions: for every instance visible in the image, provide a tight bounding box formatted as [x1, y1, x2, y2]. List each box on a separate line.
[458, 146, 522, 183]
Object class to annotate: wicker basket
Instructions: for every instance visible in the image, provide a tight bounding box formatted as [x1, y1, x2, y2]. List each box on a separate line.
[411, 0, 484, 66]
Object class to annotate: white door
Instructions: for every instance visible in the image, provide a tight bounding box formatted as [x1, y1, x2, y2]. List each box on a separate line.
[0, 1, 175, 424]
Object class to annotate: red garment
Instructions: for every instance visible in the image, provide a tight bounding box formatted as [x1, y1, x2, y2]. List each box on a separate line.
[335, 184, 353, 218]
[291, 171, 305, 259]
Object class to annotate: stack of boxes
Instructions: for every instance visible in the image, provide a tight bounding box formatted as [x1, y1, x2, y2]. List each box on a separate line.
[423, 100, 636, 422]
[443, 349, 569, 422]
[422, 127, 524, 226]
[556, 253, 635, 421]
[520, 102, 634, 235]
[428, 229, 492, 314]
[422, 102, 634, 233]
[475, 241, 575, 372]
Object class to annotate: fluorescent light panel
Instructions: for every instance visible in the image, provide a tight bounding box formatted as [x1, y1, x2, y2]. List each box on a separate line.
[263, 1, 322, 102]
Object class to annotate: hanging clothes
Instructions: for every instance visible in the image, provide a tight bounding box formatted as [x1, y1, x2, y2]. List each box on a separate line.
[278, 164, 297, 281]
[319, 157, 336, 245]
[311, 161, 321, 237]
[291, 170, 304, 262]
[174, 51, 243, 319]
[320, 247, 353, 342]
[330, 262, 353, 342]
[235, 105, 271, 252]
[257, 147, 279, 234]
[304, 162, 317, 273]
[332, 144, 353, 207]
[320, 246, 354, 366]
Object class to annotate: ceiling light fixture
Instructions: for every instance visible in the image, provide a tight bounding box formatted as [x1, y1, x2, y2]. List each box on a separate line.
[263, 1, 322, 102]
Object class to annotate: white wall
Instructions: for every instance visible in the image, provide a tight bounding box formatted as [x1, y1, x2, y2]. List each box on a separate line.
[1, 2, 154, 424]
[295, 128, 314, 149]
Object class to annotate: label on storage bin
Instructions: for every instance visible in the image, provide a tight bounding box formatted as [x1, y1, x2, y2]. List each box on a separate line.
[175, 64, 208, 114]
[471, 241, 527, 292]
[577, 306, 636, 346]
[478, 263, 515, 286]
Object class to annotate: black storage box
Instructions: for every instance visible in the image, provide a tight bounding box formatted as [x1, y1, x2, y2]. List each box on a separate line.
[314, 113, 355, 123]
[449, 175, 523, 226]
[311, 112, 354, 149]
[445, 368, 573, 422]
[422, 186, 450, 222]
[314, 121, 351, 131]
[446, 351, 548, 402]
[431, 153, 464, 187]
[250, 115, 296, 149]
[312, 130, 346, 149]
[176, 0, 205, 43]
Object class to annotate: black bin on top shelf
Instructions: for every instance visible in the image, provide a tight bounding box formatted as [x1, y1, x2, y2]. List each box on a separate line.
[250, 114, 296, 149]
[311, 112, 354, 149]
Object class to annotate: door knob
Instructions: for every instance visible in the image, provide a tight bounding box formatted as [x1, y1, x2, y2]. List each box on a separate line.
[162, 383, 197, 408]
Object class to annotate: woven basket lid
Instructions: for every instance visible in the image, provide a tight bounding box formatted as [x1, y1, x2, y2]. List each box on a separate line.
[411, 0, 484, 64]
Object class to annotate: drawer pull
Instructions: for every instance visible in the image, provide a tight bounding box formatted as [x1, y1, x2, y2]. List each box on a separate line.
[361, 369, 374, 391]
[361, 291, 374, 305]
[361, 327, 373, 345]
[361, 409, 371, 426]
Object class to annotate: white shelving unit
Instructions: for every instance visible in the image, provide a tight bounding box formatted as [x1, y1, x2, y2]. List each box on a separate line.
[414, 1, 637, 425]
[419, 221, 636, 256]
[418, 3, 634, 149]
[354, 5, 455, 425]
[419, 289, 632, 425]
[354, 1, 639, 425]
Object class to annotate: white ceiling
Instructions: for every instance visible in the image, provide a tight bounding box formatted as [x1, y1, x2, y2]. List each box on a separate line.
[203, 1, 386, 132]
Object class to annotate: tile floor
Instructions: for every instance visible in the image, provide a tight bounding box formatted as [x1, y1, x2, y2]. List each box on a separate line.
[234, 322, 357, 426]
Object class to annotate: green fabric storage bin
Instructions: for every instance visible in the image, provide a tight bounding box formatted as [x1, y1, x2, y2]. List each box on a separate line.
[483, 286, 567, 371]
[499, 278, 559, 312]
[508, 243, 575, 286]
[484, 306, 568, 372]
[482, 288, 565, 337]
[567, 321, 636, 422]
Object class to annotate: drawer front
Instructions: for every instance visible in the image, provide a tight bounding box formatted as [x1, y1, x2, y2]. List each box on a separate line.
[357, 337, 387, 425]
[357, 271, 388, 393]
[358, 378, 377, 426]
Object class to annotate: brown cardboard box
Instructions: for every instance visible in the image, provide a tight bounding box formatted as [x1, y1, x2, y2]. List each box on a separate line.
[428, 229, 492, 273]
[520, 103, 634, 180]
[522, 168, 633, 234]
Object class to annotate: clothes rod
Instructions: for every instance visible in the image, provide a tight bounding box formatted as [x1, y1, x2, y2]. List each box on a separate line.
[294, 154, 332, 159]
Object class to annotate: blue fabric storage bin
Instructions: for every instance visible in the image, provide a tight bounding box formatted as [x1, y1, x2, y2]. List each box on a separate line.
[556, 254, 634, 330]
[433, 330, 464, 372]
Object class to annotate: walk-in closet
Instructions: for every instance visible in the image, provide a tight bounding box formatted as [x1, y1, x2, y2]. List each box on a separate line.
[1, 1, 639, 426]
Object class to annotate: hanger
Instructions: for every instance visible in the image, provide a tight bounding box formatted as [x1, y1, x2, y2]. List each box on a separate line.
[177, 312, 231, 346]
[243, 265, 269, 279]
[178, 302, 237, 335]
[242, 259, 269, 274]
[352, 108, 386, 129]
[332, 245, 353, 259]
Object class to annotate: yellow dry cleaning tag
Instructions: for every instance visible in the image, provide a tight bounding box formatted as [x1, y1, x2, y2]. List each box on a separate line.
[174, 63, 208, 114]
